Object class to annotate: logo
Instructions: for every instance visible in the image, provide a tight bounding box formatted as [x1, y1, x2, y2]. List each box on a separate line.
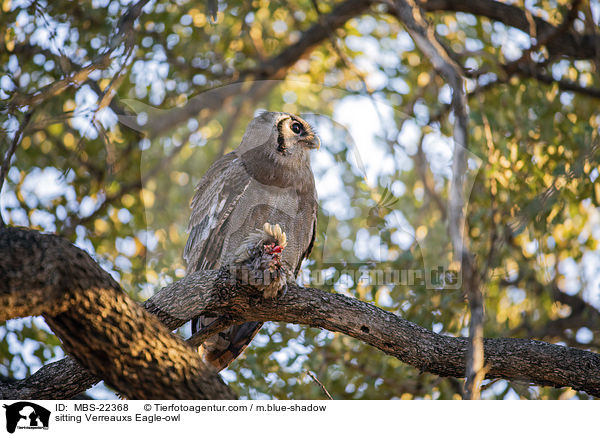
[3, 402, 50, 433]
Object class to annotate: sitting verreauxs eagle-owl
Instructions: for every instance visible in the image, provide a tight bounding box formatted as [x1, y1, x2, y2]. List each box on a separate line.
[184, 111, 319, 371]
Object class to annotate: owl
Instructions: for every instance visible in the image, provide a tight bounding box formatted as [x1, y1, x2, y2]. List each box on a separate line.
[184, 111, 319, 371]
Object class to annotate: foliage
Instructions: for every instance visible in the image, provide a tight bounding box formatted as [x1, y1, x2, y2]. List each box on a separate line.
[1, 0, 599, 399]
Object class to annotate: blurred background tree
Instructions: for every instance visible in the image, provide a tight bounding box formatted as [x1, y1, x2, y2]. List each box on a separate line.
[1, 0, 599, 399]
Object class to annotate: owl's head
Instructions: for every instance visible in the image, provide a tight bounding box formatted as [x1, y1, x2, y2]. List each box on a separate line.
[237, 111, 320, 170]
[234, 112, 319, 189]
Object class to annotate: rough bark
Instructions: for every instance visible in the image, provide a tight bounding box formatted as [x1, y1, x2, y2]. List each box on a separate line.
[146, 270, 600, 397]
[0, 228, 600, 398]
[0, 358, 97, 400]
[0, 227, 235, 400]
[2, 227, 599, 399]
[2, 0, 599, 401]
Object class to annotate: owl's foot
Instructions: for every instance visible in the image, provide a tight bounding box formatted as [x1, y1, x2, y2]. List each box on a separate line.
[232, 223, 290, 298]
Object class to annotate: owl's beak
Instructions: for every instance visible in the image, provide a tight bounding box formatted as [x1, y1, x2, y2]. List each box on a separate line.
[306, 135, 320, 150]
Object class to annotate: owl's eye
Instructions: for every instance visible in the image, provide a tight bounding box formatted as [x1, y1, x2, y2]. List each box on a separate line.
[291, 121, 304, 135]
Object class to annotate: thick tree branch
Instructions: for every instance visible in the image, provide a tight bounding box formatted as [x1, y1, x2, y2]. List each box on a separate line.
[0, 357, 98, 400]
[0, 227, 235, 400]
[3, 227, 600, 399]
[144, 265, 600, 397]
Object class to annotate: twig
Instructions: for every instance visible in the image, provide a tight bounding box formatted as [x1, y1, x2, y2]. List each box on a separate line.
[518, 67, 600, 100]
[59, 128, 190, 237]
[5, 55, 112, 111]
[305, 370, 333, 400]
[4, 0, 149, 112]
[0, 110, 35, 227]
[388, 0, 484, 399]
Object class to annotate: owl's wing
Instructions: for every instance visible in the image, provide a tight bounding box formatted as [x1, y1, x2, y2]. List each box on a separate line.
[295, 214, 317, 277]
[184, 152, 260, 361]
[184, 152, 252, 271]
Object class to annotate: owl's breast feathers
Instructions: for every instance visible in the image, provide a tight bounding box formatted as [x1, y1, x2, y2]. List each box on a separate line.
[185, 150, 317, 273]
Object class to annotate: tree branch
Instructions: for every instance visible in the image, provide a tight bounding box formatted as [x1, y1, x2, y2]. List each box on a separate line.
[388, 0, 485, 400]
[246, 0, 374, 80]
[3, 227, 600, 399]
[0, 227, 235, 400]
[126, 0, 374, 137]
[421, 0, 600, 59]
[145, 263, 600, 398]
[3, 0, 150, 112]
[514, 64, 600, 100]
[0, 357, 98, 400]
[0, 110, 35, 227]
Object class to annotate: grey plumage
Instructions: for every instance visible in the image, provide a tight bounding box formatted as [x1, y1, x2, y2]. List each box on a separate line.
[184, 111, 319, 371]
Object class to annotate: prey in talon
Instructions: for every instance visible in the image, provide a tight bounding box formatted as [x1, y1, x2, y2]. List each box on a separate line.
[233, 223, 290, 298]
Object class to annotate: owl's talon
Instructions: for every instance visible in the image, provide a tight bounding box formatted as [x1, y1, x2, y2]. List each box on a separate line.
[232, 222, 290, 297]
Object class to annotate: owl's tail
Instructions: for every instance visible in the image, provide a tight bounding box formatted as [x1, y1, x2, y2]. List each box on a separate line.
[190, 223, 289, 370]
[192, 316, 263, 371]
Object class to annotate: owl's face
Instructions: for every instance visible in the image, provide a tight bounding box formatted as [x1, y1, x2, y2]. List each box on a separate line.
[274, 114, 320, 156]
[235, 112, 319, 189]
[237, 111, 319, 173]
